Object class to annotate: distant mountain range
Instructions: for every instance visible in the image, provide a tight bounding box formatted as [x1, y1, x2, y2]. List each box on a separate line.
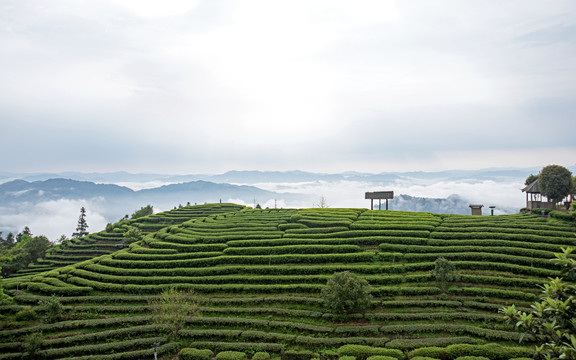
[2, 166, 564, 185]
[0, 167, 550, 238]
[0, 178, 301, 209]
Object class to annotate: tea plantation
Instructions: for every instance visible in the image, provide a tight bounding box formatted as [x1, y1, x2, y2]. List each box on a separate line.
[1, 203, 575, 360]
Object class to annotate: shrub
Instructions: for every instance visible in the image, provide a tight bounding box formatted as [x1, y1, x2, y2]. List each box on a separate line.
[22, 332, 44, 359]
[338, 345, 404, 360]
[366, 357, 397, 360]
[550, 210, 575, 221]
[39, 294, 63, 323]
[321, 272, 372, 314]
[282, 349, 316, 360]
[320, 350, 338, 360]
[407, 347, 445, 359]
[178, 347, 214, 360]
[454, 358, 490, 360]
[339, 357, 356, 360]
[216, 351, 248, 360]
[444, 344, 532, 360]
[15, 305, 38, 321]
[252, 352, 271, 360]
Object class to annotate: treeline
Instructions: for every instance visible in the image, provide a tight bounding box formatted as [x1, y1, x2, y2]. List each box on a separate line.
[0, 227, 52, 277]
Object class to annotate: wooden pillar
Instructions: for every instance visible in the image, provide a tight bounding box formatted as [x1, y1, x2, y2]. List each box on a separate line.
[370, 199, 373, 210]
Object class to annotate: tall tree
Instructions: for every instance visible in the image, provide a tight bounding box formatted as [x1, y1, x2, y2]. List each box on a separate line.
[72, 207, 89, 238]
[539, 165, 573, 205]
[16, 226, 32, 242]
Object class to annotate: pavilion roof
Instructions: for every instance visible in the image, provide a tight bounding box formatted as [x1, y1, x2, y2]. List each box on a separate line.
[522, 179, 540, 193]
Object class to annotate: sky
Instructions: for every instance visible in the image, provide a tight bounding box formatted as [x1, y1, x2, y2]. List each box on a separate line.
[1, 0, 575, 174]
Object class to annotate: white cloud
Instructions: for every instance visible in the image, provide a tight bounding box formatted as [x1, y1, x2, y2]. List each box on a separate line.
[0, 199, 108, 241]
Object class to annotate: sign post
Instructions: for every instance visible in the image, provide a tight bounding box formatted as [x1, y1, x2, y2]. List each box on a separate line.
[365, 191, 394, 210]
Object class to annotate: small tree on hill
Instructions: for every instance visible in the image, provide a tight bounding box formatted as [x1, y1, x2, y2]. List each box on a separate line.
[23, 332, 44, 360]
[431, 257, 458, 290]
[123, 227, 143, 246]
[131, 205, 153, 219]
[500, 247, 576, 360]
[316, 195, 329, 208]
[72, 207, 89, 238]
[539, 165, 573, 205]
[148, 287, 201, 340]
[321, 271, 372, 314]
[39, 295, 63, 323]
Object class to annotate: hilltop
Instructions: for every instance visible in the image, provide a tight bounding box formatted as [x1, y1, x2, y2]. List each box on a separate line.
[1, 203, 575, 360]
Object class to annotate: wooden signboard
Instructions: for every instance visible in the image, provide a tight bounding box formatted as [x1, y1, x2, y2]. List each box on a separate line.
[365, 191, 394, 210]
[365, 191, 394, 200]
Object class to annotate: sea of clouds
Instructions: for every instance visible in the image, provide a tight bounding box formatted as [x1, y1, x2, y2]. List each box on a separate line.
[0, 177, 526, 241]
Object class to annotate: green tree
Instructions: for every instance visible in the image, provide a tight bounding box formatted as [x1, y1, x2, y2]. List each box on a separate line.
[23, 332, 44, 359]
[525, 173, 539, 186]
[431, 257, 458, 290]
[539, 165, 573, 205]
[72, 207, 89, 238]
[0, 266, 11, 304]
[0, 235, 51, 277]
[131, 205, 153, 219]
[321, 271, 372, 314]
[16, 226, 32, 242]
[39, 295, 63, 323]
[0, 232, 15, 250]
[148, 287, 201, 340]
[500, 247, 576, 360]
[123, 227, 143, 246]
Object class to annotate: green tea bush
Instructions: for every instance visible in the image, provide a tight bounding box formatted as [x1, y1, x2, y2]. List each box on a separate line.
[385, 337, 478, 350]
[178, 347, 214, 360]
[282, 349, 316, 360]
[216, 351, 248, 360]
[252, 352, 271, 360]
[189, 341, 285, 353]
[365, 356, 397, 360]
[453, 357, 489, 360]
[443, 343, 532, 360]
[223, 245, 361, 256]
[550, 210, 575, 221]
[407, 347, 445, 359]
[337, 345, 404, 360]
[278, 223, 309, 230]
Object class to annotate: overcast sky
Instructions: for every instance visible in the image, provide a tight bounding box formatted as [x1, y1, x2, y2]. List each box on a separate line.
[1, 0, 575, 175]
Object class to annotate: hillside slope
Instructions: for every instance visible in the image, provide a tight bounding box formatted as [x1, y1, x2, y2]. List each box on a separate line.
[1, 205, 575, 360]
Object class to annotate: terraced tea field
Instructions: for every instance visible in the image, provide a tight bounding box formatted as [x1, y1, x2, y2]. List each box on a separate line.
[1, 204, 575, 360]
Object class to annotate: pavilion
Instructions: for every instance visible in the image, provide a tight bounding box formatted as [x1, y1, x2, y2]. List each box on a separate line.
[521, 179, 554, 210]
